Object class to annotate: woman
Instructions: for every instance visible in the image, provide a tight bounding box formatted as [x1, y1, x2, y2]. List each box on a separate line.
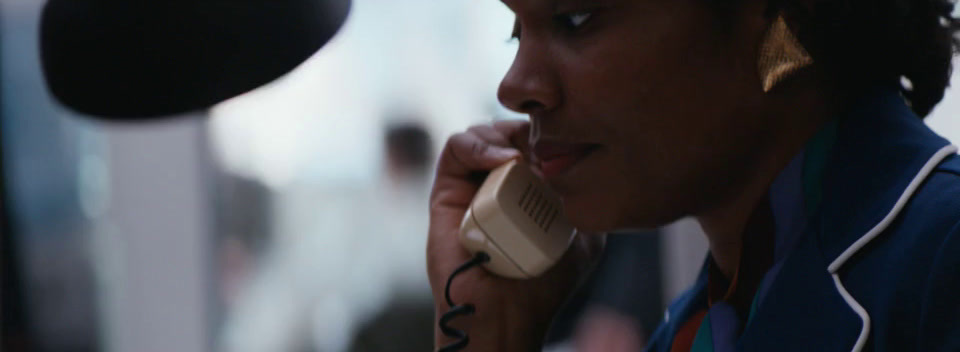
[427, 0, 960, 350]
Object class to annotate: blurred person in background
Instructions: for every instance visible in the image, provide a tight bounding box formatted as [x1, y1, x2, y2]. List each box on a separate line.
[215, 174, 273, 307]
[566, 232, 664, 351]
[349, 121, 436, 352]
[222, 120, 436, 352]
[503, 230, 665, 352]
[427, 0, 960, 351]
[378, 120, 436, 296]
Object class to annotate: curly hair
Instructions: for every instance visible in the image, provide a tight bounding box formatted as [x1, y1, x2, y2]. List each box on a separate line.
[779, 0, 960, 117]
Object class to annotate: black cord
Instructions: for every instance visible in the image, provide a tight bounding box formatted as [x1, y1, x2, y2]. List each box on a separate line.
[438, 252, 490, 352]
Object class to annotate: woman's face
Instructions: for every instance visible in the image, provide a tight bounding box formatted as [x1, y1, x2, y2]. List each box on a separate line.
[498, 0, 772, 232]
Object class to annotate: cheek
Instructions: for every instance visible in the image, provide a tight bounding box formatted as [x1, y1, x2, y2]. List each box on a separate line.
[562, 193, 619, 233]
[559, 170, 691, 232]
[548, 10, 760, 230]
[556, 149, 691, 231]
[565, 13, 752, 132]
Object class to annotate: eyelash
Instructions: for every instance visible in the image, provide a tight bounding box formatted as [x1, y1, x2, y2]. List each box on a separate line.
[509, 11, 594, 41]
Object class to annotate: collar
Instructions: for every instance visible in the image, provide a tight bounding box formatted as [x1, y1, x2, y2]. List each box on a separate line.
[700, 117, 833, 330]
[817, 85, 954, 263]
[658, 85, 957, 351]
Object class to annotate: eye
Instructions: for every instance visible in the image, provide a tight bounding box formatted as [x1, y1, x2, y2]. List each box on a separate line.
[510, 19, 522, 40]
[555, 11, 592, 31]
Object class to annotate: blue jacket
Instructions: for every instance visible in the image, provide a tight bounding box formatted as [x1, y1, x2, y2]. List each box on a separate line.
[646, 87, 960, 352]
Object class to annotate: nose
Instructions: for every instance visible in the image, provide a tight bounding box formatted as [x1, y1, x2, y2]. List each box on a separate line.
[497, 44, 561, 115]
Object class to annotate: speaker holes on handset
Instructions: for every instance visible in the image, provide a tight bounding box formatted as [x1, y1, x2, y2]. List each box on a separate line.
[530, 194, 544, 217]
[517, 182, 561, 232]
[534, 199, 549, 225]
[536, 206, 552, 229]
[527, 192, 540, 215]
[518, 184, 533, 207]
[543, 208, 559, 232]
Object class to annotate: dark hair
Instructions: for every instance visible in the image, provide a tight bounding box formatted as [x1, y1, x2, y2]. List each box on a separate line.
[783, 0, 960, 117]
[385, 122, 434, 174]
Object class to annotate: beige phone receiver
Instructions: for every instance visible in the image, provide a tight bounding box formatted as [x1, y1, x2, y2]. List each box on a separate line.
[458, 159, 577, 279]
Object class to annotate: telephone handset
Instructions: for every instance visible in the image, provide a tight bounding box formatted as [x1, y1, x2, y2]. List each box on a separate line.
[439, 159, 576, 351]
[458, 159, 577, 279]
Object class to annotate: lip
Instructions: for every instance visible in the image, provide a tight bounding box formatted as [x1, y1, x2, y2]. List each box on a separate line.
[532, 141, 600, 179]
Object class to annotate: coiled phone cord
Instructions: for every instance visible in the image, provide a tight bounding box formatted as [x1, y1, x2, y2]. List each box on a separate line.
[438, 252, 491, 352]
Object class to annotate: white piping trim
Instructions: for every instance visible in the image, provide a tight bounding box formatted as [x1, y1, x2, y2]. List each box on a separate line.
[832, 273, 871, 352]
[828, 145, 959, 272]
[827, 144, 957, 352]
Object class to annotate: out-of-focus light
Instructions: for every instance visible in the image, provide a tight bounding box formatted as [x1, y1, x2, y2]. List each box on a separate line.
[78, 153, 110, 219]
[209, 0, 521, 191]
[926, 57, 960, 143]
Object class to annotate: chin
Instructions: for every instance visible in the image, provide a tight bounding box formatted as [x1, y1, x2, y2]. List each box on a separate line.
[561, 195, 621, 233]
[568, 217, 615, 233]
[562, 191, 685, 233]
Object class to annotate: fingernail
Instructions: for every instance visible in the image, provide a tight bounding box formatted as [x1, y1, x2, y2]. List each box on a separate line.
[491, 147, 521, 160]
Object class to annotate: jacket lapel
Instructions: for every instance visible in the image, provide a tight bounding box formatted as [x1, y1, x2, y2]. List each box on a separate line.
[742, 85, 953, 350]
[816, 86, 951, 261]
[650, 86, 949, 351]
[650, 86, 955, 351]
[737, 217, 862, 350]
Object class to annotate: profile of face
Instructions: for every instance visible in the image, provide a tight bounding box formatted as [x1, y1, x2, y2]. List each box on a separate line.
[498, 0, 778, 232]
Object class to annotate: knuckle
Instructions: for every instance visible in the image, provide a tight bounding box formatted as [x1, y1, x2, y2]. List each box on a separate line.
[467, 124, 503, 141]
[471, 139, 491, 157]
[444, 133, 471, 155]
[441, 132, 489, 167]
[446, 132, 468, 147]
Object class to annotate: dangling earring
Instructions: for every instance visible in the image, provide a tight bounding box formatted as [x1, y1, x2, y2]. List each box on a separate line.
[757, 15, 813, 92]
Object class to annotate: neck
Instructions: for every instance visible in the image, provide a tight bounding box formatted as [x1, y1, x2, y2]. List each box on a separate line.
[696, 74, 839, 279]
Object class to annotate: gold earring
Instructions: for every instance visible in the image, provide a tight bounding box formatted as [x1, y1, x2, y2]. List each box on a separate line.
[758, 15, 813, 92]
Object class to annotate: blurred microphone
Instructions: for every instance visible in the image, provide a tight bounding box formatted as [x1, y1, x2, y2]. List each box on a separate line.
[39, 0, 351, 120]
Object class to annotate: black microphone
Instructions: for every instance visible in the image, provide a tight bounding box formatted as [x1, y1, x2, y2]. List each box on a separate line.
[39, 0, 350, 120]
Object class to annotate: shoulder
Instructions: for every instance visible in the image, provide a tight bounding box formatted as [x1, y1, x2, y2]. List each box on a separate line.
[915, 214, 960, 350]
[861, 154, 960, 273]
[842, 154, 960, 348]
[911, 155, 960, 349]
[908, 156, 960, 349]
[868, 154, 960, 245]
[900, 154, 960, 236]
[845, 155, 960, 271]
[935, 153, 960, 177]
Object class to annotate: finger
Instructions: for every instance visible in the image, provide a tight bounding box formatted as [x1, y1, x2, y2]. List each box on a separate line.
[426, 226, 473, 286]
[467, 125, 512, 148]
[492, 120, 532, 157]
[437, 131, 522, 179]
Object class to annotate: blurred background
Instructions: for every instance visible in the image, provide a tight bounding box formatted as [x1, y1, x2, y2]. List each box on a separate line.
[4, 0, 960, 351]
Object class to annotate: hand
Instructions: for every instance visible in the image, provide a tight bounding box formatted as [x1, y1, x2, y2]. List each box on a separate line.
[427, 120, 606, 351]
